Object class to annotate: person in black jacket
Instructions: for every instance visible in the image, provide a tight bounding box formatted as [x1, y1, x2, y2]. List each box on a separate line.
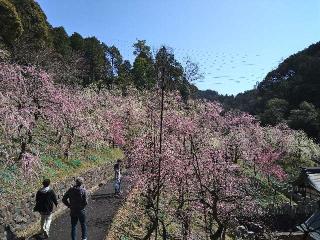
[34, 179, 58, 239]
[62, 177, 88, 240]
[114, 160, 122, 196]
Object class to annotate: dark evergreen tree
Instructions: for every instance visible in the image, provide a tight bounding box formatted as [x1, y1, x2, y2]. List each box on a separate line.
[0, 0, 23, 45]
[132, 40, 155, 89]
[83, 37, 107, 86]
[132, 56, 155, 89]
[118, 60, 133, 95]
[51, 26, 71, 56]
[155, 46, 184, 91]
[103, 44, 123, 87]
[11, 0, 51, 44]
[70, 32, 84, 51]
[133, 39, 152, 58]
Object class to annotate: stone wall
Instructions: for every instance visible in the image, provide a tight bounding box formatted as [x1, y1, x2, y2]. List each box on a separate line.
[0, 162, 114, 239]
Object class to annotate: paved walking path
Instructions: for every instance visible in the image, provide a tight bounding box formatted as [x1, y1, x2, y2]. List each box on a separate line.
[29, 177, 127, 240]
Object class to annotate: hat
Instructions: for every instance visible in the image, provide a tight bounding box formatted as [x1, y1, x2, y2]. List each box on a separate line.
[75, 177, 84, 186]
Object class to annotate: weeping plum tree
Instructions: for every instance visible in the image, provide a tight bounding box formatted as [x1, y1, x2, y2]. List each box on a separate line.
[0, 62, 132, 171]
[0, 63, 65, 171]
[127, 90, 309, 239]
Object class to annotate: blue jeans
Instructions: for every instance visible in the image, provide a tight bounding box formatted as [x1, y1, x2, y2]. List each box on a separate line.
[71, 210, 87, 240]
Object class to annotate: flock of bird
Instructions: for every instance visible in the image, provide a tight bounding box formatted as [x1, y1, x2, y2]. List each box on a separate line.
[174, 48, 269, 87]
[108, 38, 281, 92]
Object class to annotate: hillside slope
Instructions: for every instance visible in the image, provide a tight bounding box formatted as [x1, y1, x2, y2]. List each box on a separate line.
[232, 42, 320, 140]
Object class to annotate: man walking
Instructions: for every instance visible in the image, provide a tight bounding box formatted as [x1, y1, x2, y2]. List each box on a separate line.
[62, 177, 88, 240]
[34, 179, 58, 239]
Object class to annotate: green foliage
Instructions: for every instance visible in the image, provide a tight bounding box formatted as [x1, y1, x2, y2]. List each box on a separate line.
[178, 79, 190, 102]
[0, 0, 23, 44]
[132, 56, 155, 89]
[196, 89, 234, 108]
[42, 166, 56, 179]
[131, 40, 157, 90]
[105, 45, 123, 74]
[11, 0, 50, 44]
[103, 44, 123, 86]
[70, 32, 84, 51]
[288, 101, 320, 139]
[260, 98, 289, 125]
[259, 42, 320, 116]
[118, 60, 133, 95]
[51, 26, 71, 56]
[53, 158, 68, 169]
[0, 165, 16, 183]
[155, 46, 185, 91]
[88, 155, 98, 162]
[133, 39, 151, 58]
[69, 159, 82, 168]
[83, 37, 107, 86]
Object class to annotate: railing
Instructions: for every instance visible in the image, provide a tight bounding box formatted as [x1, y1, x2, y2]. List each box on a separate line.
[265, 202, 319, 231]
[267, 202, 318, 216]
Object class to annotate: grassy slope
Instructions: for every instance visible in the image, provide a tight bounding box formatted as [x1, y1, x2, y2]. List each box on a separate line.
[0, 146, 124, 202]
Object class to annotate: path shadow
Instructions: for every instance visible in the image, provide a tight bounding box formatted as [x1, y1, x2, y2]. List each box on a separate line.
[27, 233, 43, 240]
[4, 225, 27, 240]
[91, 193, 115, 200]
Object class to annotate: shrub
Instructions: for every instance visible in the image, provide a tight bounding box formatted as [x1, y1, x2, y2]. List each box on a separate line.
[69, 159, 82, 168]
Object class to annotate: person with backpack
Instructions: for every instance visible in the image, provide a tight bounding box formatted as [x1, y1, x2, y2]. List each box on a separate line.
[62, 177, 88, 240]
[114, 160, 122, 196]
[34, 179, 58, 239]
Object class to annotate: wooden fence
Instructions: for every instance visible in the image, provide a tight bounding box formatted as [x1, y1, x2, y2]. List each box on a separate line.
[265, 202, 319, 231]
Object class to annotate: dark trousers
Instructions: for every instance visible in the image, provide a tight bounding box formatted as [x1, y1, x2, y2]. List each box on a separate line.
[71, 210, 87, 240]
[115, 179, 121, 194]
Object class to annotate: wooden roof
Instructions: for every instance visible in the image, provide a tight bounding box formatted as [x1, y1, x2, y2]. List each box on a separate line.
[297, 210, 320, 240]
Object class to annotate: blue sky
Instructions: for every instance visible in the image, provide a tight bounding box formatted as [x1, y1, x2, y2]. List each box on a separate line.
[36, 0, 320, 95]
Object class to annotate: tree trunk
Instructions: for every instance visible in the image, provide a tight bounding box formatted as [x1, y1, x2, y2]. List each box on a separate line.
[18, 141, 27, 160]
[64, 129, 74, 159]
[155, 67, 166, 239]
[27, 130, 33, 144]
[142, 222, 157, 240]
[210, 225, 225, 240]
[182, 216, 191, 240]
[160, 219, 168, 240]
[56, 132, 62, 144]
